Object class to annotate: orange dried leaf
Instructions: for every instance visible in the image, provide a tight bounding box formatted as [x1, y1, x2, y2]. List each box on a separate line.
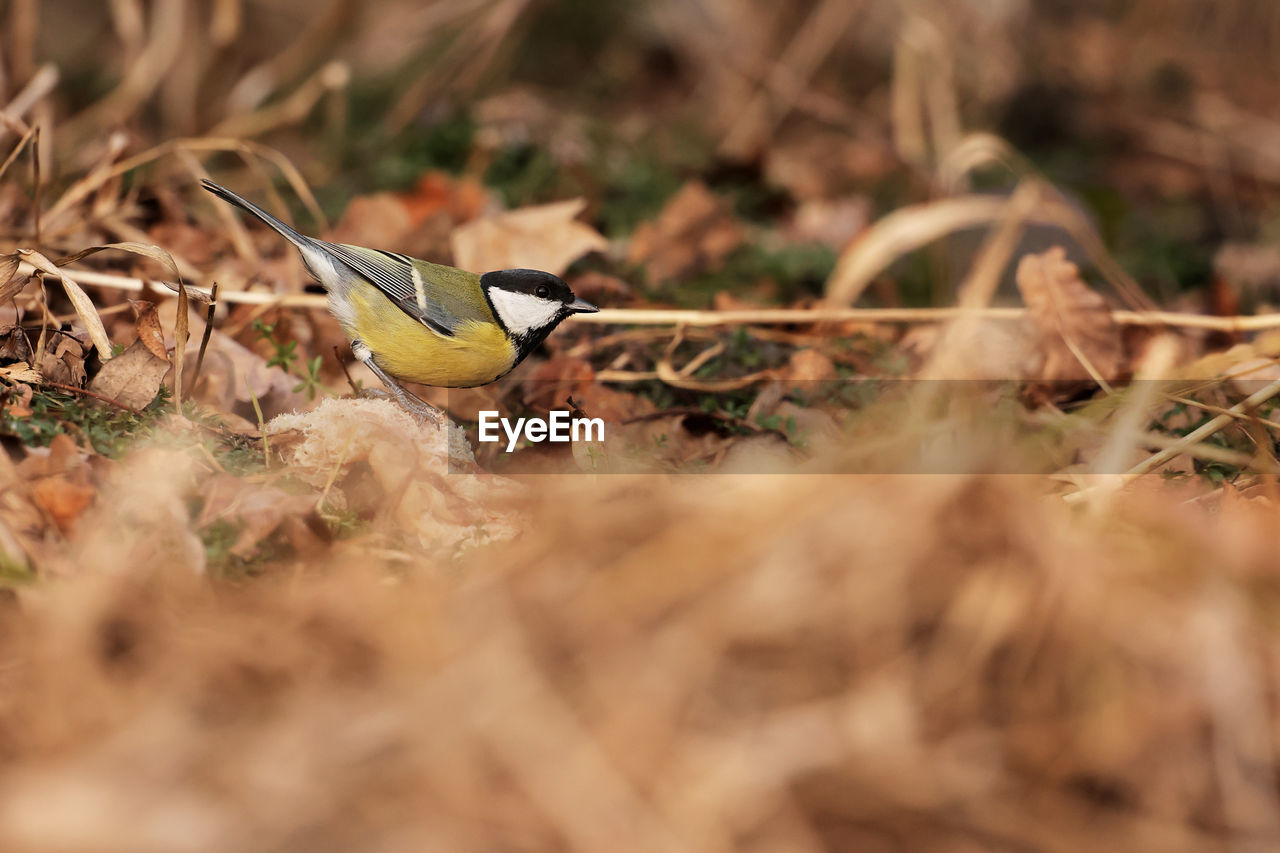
[31, 476, 95, 535]
[131, 300, 169, 361]
[1016, 247, 1123, 382]
[451, 199, 607, 276]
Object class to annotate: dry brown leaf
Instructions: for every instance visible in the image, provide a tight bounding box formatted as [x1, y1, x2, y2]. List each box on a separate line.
[628, 181, 743, 283]
[0, 362, 41, 384]
[31, 476, 95, 535]
[1016, 247, 1123, 382]
[0, 326, 32, 363]
[328, 192, 414, 249]
[87, 338, 170, 410]
[451, 199, 607, 275]
[39, 335, 89, 388]
[191, 330, 306, 415]
[131, 300, 169, 361]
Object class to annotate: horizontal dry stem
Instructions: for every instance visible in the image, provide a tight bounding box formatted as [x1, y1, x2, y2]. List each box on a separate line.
[35, 267, 1280, 333]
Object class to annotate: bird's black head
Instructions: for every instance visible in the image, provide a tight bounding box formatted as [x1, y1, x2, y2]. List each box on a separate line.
[480, 269, 598, 358]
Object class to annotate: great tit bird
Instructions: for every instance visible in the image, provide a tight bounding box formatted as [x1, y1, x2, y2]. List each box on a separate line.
[201, 179, 598, 421]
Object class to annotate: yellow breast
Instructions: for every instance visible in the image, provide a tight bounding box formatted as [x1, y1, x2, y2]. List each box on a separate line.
[347, 286, 516, 388]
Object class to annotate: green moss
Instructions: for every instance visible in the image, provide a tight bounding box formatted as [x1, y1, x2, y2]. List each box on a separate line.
[0, 385, 172, 457]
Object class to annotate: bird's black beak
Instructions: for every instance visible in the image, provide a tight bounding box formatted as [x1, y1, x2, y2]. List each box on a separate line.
[568, 297, 598, 313]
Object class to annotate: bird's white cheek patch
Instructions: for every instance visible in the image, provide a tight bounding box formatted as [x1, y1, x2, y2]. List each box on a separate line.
[488, 289, 562, 335]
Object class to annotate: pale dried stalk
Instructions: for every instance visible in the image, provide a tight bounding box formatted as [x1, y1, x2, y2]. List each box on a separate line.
[1065, 375, 1280, 504]
[719, 0, 863, 159]
[63, 0, 186, 136]
[44, 137, 326, 233]
[208, 61, 351, 140]
[824, 189, 1153, 311]
[0, 63, 56, 145]
[224, 0, 351, 112]
[35, 266, 1280, 333]
[1086, 336, 1180, 504]
[1127, 376, 1280, 476]
[918, 180, 1040, 380]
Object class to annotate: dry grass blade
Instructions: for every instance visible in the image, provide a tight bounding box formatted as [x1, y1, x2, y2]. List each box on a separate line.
[1066, 376, 1280, 504]
[29, 267, 1280, 335]
[919, 180, 1039, 380]
[209, 61, 351, 140]
[0, 63, 56, 143]
[0, 124, 36, 183]
[19, 250, 112, 359]
[174, 275, 189, 411]
[1085, 337, 1180, 503]
[224, 0, 353, 112]
[825, 188, 1155, 312]
[935, 132, 1035, 195]
[1127, 376, 1280, 476]
[54, 242, 209, 306]
[60, 0, 184, 138]
[44, 138, 326, 233]
[719, 0, 864, 159]
[56, 241, 182, 279]
[824, 195, 1020, 306]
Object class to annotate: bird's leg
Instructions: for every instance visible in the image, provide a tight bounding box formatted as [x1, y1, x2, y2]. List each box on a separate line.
[352, 341, 443, 426]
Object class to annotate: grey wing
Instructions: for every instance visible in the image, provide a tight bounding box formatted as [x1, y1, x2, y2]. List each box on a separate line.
[321, 242, 458, 337]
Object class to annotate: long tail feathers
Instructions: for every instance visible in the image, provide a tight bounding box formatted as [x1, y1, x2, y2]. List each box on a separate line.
[200, 179, 313, 252]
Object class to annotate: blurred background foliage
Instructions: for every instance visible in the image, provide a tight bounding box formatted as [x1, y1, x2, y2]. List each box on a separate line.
[12, 0, 1280, 311]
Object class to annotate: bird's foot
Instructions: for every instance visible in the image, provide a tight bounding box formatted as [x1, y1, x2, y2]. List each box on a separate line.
[363, 385, 442, 427]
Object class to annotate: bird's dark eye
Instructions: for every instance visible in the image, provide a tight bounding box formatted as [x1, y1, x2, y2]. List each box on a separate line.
[535, 284, 550, 299]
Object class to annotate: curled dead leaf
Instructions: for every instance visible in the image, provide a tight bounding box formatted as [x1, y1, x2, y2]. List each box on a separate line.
[88, 338, 170, 410]
[1016, 247, 1123, 383]
[0, 326, 32, 363]
[131, 300, 169, 361]
[451, 199, 607, 276]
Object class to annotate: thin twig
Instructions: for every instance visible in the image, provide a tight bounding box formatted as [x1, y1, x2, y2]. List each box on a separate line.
[35, 379, 141, 414]
[34, 263, 1280, 334]
[30, 124, 40, 246]
[192, 281, 219, 390]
